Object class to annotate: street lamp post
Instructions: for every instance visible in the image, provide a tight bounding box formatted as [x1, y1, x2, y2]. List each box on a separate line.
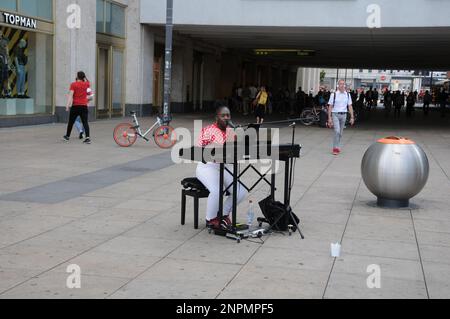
[163, 0, 173, 118]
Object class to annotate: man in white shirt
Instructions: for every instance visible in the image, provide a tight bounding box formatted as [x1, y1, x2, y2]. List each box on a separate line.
[327, 80, 355, 155]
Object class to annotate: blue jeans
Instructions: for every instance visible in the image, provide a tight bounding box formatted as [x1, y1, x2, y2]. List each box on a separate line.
[74, 116, 84, 133]
[16, 64, 26, 95]
[332, 112, 347, 149]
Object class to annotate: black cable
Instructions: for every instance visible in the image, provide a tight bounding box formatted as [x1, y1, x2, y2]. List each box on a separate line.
[243, 237, 265, 244]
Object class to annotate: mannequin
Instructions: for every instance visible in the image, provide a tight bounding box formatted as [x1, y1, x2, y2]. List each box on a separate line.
[15, 39, 28, 98]
[0, 30, 11, 98]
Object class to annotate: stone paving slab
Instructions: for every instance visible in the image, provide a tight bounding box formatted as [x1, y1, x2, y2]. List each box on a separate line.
[109, 258, 242, 299]
[324, 272, 428, 299]
[332, 253, 424, 281]
[217, 266, 329, 299]
[340, 237, 420, 261]
[422, 261, 450, 299]
[0, 270, 130, 299]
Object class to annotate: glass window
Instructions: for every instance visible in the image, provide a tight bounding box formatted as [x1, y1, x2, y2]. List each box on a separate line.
[112, 49, 124, 111]
[0, 0, 17, 11]
[20, 0, 53, 20]
[105, 3, 125, 37]
[0, 26, 53, 116]
[110, 4, 125, 37]
[96, 0, 105, 33]
[98, 1, 125, 37]
[104, 2, 112, 34]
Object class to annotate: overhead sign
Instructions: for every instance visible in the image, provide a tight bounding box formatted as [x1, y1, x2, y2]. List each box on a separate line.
[2, 12, 37, 29]
[254, 49, 315, 57]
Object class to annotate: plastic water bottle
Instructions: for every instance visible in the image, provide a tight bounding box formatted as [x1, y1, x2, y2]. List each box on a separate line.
[247, 200, 255, 227]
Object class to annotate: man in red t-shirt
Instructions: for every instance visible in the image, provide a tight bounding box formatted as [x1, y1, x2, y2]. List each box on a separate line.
[63, 71, 92, 144]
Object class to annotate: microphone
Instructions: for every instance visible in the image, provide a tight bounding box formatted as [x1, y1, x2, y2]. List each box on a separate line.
[227, 120, 240, 129]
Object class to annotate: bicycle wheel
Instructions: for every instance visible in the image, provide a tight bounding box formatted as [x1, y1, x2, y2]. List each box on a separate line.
[300, 109, 315, 126]
[154, 125, 176, 149]
[113, 123, 138, 147]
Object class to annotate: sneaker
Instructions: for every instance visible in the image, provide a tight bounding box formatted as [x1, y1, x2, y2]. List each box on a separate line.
[206, 217, 229, 230]
[79, 132, 84, 140]
[222, 215, 232, 227]
[83, 138, 91, 144]
[62, 136, 70, 142]
[332, 148, 339, 155]
[206, 217, 220, 229]
[336, 148, 341, 154]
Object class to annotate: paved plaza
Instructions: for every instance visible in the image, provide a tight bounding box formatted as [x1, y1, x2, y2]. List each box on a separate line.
[0, 111, 449, 299]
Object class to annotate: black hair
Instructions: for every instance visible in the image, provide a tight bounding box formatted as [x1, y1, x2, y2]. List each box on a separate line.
[77, 71, 87, 81]
[215, 105, 230, 116]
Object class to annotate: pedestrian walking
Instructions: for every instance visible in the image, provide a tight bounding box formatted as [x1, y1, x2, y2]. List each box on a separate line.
[63, 71, 92, 144]
[327, 80, 355, 156]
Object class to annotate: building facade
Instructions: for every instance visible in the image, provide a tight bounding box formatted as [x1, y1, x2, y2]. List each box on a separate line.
[0, 0, 152, 128]
[321, 69, 449, 93]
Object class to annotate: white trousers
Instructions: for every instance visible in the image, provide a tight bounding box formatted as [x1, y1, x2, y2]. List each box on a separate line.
[196, 163, 248, 221]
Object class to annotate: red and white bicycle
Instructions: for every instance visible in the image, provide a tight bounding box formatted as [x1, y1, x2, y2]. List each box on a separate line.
[113, 112, 176, 149]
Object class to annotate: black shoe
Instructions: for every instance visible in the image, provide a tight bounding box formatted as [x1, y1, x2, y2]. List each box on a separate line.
[62, 136, 70, 142]
[79, 132, 84, 140]
[83, 138, 91, 144]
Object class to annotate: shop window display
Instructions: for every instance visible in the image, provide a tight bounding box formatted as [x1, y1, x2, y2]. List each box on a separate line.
[0, 26, 53, 116]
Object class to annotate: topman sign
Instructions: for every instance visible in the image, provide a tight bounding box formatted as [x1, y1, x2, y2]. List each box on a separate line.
[2, 12, 37, 29]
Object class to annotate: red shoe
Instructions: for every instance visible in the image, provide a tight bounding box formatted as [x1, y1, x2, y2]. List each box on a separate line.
[206, 217, 220, 229]
[332, 148, 339, 155]
[206, 217, 229, 230]
[222, 215, 232, 227]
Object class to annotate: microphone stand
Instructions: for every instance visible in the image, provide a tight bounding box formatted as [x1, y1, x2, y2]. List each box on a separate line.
[233, 119, 304, 239]
[287, 121, 304, 239]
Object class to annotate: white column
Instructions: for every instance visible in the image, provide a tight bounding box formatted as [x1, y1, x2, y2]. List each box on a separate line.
[55, 0, 96, 108]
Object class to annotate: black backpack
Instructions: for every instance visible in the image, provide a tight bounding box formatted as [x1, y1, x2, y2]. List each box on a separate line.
[258, 196, 300, 231]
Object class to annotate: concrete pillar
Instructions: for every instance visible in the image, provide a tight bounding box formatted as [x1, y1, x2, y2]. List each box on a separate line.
[296, 68, 303, 91]
[170, 46, 185, 112]
[182, 43, 193, 110]
[123, 0, 155, 116]
[202, 53, 219, 111]
[54, 0, 96, 121]
[413, 77, 422, 92]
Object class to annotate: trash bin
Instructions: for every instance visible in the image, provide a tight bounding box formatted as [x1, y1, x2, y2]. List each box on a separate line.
[361, 136, 429, 208]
